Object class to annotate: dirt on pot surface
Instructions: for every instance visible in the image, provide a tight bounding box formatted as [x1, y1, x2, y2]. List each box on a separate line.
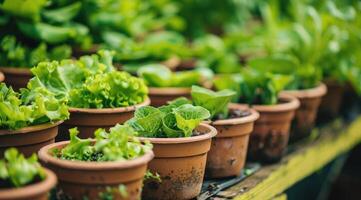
[247, 94, 300, 163]
[206, 104, 259, 178]
[318, 79, 345, 120]
[0, 67, 32, 91]
[140, 123, 217, 200]
[38, 141, 154, 200]
[282, 83, 327, 142]
[57, 98, 150, 141]
[0, 168, 57, 200]
[148, 87, 191, 107]
[0, 121, 62, 158]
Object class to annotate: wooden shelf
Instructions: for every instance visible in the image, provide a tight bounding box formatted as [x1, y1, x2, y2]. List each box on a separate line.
[211, 117, 361, 200]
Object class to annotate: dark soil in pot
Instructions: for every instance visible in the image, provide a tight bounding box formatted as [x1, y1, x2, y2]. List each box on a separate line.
[0, 121, 62, 158]
[205, 104, 259, 178]
[0, 168, 57, 200]
[282, 83, 327, 142]
[318, 80, 344, 121]
[246, 94, 300, 163]
[57, 98, 150, 141]
[38, 141, 154, 200]
[148, 87, 191, 107]
[0, 67, 32, 91]
[141, 123, 217, 200]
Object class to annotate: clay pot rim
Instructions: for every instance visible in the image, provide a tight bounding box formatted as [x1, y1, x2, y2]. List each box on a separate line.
[282, 83, 327, 99]
[248, 93, 300, 112]
[0, 66, 32, 75]
[38, 142, 154, 170]
[0, 121, 63, 136]
[138, 123, 217, 144]
[211, 104, 259, 125]
[149, 87, 191, 95]
[0, 168, 57, 199]
[0, 71, 4, 82]
[69, 98, 150, 113]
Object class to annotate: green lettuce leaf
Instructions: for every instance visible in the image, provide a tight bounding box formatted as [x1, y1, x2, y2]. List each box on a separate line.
[0, 83, 69, 130]
[0, 148, 45, 188]
[58, 125, 152, 162]
[126, 106, 164, 137]
[191, 85, 235, 119]
[173, 104, 210, 137]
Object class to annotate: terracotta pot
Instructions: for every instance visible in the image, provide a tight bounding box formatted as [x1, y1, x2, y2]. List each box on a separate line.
[141, 123, 217, 200]
[58, 98, 150, 140]
[176, 59, 196, 71]
[161, 56, 181, 70]
[0, 168, 57, 200]
[205, 104, 259, 178]
[282, 83, 327, 141]
[318, 80, 345, 119]
[0, 67, 32, 91]
[0, 71, 4, 82]
[148, 87, 191, 107]
[246, 94, 300, 163]
[72, 45, 100, 58]
[0, 121, 62, 158]
[38, 141, 154, 200]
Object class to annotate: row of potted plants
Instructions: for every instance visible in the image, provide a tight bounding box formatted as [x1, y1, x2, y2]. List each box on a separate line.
[0, 82, 319, 200]
[0, 49, 342, 200]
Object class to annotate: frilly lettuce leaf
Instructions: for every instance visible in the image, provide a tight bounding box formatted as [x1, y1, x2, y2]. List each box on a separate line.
[57, 125, 152, 162]
[0, 83, 69, 130]
[29, 51, 148, 108]
[0, 148, 45, 188]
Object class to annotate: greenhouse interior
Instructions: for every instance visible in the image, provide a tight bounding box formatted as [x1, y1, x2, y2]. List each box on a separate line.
[1, 0, 361, 200]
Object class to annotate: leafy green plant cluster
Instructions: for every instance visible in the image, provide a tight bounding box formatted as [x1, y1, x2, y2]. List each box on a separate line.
[138, 64, 211, 88]
[248, 54, 321, 90]
[28, 51, 148, 109]
[0, 35, 71, 68]
[192, 34, 241, 74]
[0, 1, 89, 47]
[224, 0, 361, 92]
[214, 69, 292, 105]
[55, 124, 152, 162]
[0, 148, 45, 188]
[0, 83, 69, 130]
[79, 0, 184, 41]
[102, 31, 191, 68]
[126, 100, 210, 138]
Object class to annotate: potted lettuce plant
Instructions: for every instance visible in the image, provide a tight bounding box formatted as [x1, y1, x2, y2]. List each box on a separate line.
[190, 86, 259, 178]
[248, 54, 327, 141]
[38, 124, 153, 200]
[101, 31, 193, 72]
[214, 69, 300, 162]
[29, 51, 150, 140]
[0, 36, 72, 90]
[0, 148, 57, 200]
[126, 103, 216, 200]
[137, 64, 213, 106]
[0, 83, 69, 157]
